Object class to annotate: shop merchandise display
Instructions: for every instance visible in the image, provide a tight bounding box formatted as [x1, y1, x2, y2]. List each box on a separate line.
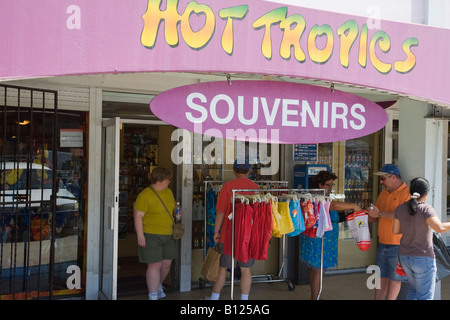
[203, 181, 289, 254]
[201, 183, 360, 300]
[227, 188, 329, 299]
[203, 185, 336, 262]
[224, 194, 273, 262]
[345, 211, 371, 251]
[205, 186, 220, 252]
[228, 191, 335, 264]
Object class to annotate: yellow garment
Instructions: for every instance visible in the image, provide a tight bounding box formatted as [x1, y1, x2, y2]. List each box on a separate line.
[271, 198, 282, 238]
[134, 187, 176, 235]
[277, 201, 295, 235]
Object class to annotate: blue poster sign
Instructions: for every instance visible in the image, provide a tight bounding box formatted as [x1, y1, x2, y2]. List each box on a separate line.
[294, 144, 318, 161]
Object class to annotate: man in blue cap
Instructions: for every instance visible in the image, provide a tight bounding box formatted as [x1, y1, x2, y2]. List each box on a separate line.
[206, 158, 259, 300]
[367, 163, 410, 300]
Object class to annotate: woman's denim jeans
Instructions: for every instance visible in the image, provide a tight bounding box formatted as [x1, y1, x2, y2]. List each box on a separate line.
[399, 255, 436, 300]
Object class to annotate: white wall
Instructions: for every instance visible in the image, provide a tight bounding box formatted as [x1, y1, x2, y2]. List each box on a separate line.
[265, 0, 414, 23]
[428, 0, 450, 28]
[398, 99, 446, 220]
[266, 0, 450, 28]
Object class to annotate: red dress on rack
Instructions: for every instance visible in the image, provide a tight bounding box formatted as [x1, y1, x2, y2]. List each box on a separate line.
[250, 200, 273, 261]
[216, 178, 260, 260]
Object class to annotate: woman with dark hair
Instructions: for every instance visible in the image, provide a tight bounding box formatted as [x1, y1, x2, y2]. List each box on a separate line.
[393, 177, 450, 300]
[300, 170, 363, 299]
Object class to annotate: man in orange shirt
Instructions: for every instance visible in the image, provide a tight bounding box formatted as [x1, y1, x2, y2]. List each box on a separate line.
[367, 164, 410, 300]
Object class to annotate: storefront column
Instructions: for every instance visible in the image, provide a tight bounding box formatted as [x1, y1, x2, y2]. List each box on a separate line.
[178, 130, 193, 292]
[85, 87, 103, 299]
[398, 98, 446, 213]
[398, 98, 446, 299]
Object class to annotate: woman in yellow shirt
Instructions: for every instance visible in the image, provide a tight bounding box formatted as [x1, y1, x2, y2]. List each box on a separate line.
[134, 166, 179, 300]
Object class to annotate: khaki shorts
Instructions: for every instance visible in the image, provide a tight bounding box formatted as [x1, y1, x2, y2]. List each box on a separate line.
[137, 233, 177, 264]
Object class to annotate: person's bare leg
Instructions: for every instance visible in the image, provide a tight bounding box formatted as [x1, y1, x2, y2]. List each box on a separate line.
[159, 259, 172, 283]
[146, 262, 162, 294]
[210, 267, 227, 298]
[239, 267, 252, 298]
[386, 280, 401, 300]
[374, 278, 389, 300]
[309, 268, 322, 300]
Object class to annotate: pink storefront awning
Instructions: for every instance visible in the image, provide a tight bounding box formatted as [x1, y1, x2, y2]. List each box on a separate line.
[1, 0, 449, 107]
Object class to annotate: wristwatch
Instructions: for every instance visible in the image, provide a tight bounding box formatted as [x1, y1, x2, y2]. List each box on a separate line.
[378, 211, 382, 218]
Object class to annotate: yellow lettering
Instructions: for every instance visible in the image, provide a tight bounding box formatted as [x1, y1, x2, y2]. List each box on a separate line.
[180, 2, 215, 50]
[369, 31, 392, 74]
[394, 37, 418, 73]
[219, 5, 249, 55]
[308, 24, 334, 64]
[279, 14, 306, 62]
[336, 20, 358, 68]
[140, 1, 417, 77]
[141, 0, 181, 48]
[252, 7, 287, 60]
[358, 24, 368, 68]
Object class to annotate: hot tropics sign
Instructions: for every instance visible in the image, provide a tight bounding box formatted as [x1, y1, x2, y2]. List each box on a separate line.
[1, 0, 450, 107]
[150, 81, 388, 144]
[141, 2, 417, 75]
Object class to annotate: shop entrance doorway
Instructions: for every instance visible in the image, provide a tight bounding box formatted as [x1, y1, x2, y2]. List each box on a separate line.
[100, 118, 179, 299]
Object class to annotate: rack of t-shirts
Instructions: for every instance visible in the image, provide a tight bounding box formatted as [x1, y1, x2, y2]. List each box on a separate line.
[200, 180, 289, 289]
[203, 180, 289, 256]
[229, 188, 328, 300]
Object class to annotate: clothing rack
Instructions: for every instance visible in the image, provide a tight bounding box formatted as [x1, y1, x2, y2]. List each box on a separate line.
[230, 188, 327, 300]
[201, 180, 289, 289]
[202, 180, 289, 257]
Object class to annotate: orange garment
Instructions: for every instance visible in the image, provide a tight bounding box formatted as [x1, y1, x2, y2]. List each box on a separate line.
[375, 182, 410, 245]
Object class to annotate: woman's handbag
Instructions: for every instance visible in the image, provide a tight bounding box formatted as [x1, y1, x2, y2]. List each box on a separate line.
[150, 186, 185, 239]
[172, 222, 185, 240]
[201, 247, 221, 282]
[433, 232, 450, 281]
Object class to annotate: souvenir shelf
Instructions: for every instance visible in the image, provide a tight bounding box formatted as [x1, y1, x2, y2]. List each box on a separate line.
[119, 130, 158, 238]
[344, 142, 374, 210]
[192, 163, 223, 250]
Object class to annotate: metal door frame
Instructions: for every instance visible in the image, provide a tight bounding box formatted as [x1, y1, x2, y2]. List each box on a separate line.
[99, 118, 175, 299]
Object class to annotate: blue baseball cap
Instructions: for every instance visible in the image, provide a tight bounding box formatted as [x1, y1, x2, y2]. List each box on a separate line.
[233, 159, 250, 170]
[374, 163, 401, 176]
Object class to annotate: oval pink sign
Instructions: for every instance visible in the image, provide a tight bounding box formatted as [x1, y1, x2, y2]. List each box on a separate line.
[150, 80, 388, 144]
